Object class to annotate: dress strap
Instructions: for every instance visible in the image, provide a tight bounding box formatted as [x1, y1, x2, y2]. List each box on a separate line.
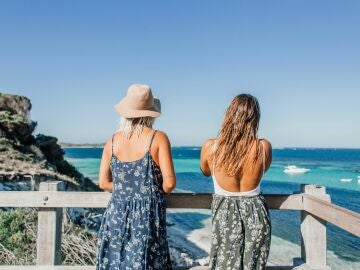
[211, 140, 217, 174]
[111, 133, 115, 155]
[260, 140, 266, 175]
[147, 130, 158, 152]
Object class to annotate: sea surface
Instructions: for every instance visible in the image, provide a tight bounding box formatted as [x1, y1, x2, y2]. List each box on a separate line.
[64, 147, 360, 269]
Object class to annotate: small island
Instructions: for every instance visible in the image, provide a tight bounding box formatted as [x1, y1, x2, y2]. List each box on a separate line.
[59, 142, 104, 148]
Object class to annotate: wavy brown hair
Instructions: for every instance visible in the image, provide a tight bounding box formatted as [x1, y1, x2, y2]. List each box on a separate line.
[213, 94, 262, 177]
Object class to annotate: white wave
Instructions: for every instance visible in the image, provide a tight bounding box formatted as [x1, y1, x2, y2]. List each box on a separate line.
[174, 188, 193, 193]
[65, 157, 100, 162]
[340, 178, 352, 182]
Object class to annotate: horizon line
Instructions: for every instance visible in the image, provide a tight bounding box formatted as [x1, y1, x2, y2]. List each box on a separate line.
[59, 142, 360, 150]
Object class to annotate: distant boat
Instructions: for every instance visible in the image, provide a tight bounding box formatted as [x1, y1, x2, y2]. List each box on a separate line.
[284, 165, 310, 175]
[340, 178, 352, 182]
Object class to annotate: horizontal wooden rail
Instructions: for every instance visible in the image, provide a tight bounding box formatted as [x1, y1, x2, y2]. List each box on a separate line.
[0, 191, 304, 210]
[0, 265, 296, 270]
[1, 183, 359, 270]
[303, 194, 360, 237]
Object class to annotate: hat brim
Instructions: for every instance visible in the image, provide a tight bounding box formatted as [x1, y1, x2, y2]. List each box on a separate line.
[114, 98, 161, 118]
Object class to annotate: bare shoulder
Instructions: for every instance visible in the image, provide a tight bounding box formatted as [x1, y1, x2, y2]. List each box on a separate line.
[201, 139, 216, 160]
[260, 138, 272, 150]
[102, 136, 113, 155]
[202, 138, 215, 151]
[153, 130, 171, 146]
[155, 130, 169, 139]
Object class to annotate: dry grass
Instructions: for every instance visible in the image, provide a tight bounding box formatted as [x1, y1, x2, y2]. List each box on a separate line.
[0, 208, 98, 265]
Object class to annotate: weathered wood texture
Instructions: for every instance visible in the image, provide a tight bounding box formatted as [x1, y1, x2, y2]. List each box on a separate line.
[0, 191, 303, 210]
[166, 193, 303, 210]
[303, 194, 360, 237]
[36, 181, 64, 265]
[0, 266, 297, 270]
[300, 185, 330, 270]
[1, 182, 359, 270]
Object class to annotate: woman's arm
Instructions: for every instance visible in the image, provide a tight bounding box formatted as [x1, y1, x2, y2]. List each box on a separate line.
[156, 131, 176, 194]
[200, 139, 213, 176]
[98, 137, 113, 192]
[262, 139, 273, 172]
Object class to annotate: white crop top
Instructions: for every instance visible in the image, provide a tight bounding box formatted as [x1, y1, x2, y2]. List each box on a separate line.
[212, 140, 266, 196]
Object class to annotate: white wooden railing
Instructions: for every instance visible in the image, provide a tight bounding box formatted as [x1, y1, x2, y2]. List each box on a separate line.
[0, 181, 359, 270]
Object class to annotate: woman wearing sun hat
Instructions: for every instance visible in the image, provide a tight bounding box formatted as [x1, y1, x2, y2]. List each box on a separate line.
[96, 84, 175, 269]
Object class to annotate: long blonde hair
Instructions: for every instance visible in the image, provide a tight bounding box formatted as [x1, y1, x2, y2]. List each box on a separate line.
[213, 94, 262, 177]
[118, 117, 155, 139]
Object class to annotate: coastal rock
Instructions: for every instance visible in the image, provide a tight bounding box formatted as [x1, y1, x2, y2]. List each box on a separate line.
[35, 134, 87, 183]
[0, 91, 103, 252]
[0, 92, 99, 192]
[35, 134, 64, 162]
[0, 111, 37, 145]
[0, 93, 31, 118]
[0, 93, 37, 146]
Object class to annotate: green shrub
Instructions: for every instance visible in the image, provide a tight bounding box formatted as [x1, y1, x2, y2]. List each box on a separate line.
[0, 209, 34, 258]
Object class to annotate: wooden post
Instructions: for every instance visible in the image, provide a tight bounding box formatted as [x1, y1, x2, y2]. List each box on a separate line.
[36, 181, 64, 265]
[300, 184, 331, 270]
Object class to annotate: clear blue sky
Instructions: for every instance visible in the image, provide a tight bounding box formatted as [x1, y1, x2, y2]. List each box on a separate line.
[1, 1, 359, 147]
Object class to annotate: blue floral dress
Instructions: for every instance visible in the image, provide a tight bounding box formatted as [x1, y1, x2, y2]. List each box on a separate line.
[96, 130, 172, 270]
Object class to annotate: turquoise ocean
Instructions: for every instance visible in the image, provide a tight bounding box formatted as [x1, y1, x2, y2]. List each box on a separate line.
[64, 147, 360, 268]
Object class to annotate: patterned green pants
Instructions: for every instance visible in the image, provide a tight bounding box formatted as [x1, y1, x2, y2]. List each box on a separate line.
[209, 193, 271, 270]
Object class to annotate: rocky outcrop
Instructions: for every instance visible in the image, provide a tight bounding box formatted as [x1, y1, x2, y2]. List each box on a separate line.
[0, 94, 36, 146]
[0, 93, 32, 118]
[0, 92, 99, 191]
[0, 92, 103, 234]
[35, 134, 93, 188]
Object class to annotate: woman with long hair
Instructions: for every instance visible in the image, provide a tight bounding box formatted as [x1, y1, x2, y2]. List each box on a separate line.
[200, 94, 272, 269]
[96, 84, 176, 269]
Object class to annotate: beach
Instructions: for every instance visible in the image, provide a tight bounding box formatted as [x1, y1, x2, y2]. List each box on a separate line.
[65, 147, 360, 269]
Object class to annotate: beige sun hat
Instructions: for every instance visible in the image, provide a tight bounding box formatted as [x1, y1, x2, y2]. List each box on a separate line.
[114, 84, 161, 118]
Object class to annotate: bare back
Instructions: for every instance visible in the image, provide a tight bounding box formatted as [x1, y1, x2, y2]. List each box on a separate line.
[98, 127, 176, 193]
[200, 138, 272, 192]
[112, 128, 160, 165]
